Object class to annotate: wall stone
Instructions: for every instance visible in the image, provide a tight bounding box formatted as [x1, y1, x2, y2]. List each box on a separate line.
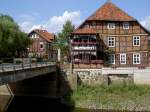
[74, 69, 104, 85]
[60, 67, 150, 86]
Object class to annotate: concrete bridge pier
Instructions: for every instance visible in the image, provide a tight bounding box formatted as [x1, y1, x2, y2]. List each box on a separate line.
[0, 84, 13, 112]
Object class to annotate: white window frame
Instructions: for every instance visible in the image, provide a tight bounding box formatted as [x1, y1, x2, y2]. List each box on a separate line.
[34, 34, 39, 38]
[123, 22, 129, 29]
[120, 53, 126, 64]
[40, 42, 44, 49]
[31, 34, 34, 38]
[133, 53, 140, 64]
[109, 54, 115, 64]
[108, 37, 115, 47]
[133, 36, 140, 46]
[107, 23, 115, 29]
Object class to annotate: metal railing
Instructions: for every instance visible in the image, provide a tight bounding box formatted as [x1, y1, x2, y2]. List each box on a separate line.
[0, 60, 56, 72]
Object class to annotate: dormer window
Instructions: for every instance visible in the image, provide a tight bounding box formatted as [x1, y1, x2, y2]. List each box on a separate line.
[123, 22, 129, 29]
[107, 23, 115, 29]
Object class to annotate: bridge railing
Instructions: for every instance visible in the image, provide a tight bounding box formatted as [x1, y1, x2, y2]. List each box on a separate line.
[0, 61, 56, 72]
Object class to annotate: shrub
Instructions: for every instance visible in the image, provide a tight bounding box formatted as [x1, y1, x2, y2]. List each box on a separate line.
[32, 60, 36, 63]
[36, 57, 43, 62]
[2, 58, 13, 63]
[15, 60, 22, 64]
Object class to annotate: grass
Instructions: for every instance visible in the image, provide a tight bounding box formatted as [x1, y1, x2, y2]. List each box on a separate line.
[71, 84, 150, 111]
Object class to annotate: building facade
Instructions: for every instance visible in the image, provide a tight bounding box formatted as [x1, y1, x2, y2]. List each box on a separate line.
[70, 2, 150, 68]
[28, 29, 57, 60]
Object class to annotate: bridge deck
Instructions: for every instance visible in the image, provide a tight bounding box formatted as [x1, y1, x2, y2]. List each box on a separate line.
[0, 62, 55, 72]
[0, 62, 57, 85]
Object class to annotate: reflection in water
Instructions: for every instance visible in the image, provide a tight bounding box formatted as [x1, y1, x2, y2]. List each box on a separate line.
[1, 96, 132, 112]
[5, 96, 103, 112]
[7, 96, 73, 112]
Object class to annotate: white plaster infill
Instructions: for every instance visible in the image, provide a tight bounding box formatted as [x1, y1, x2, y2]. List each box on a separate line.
[102, 67, 138, 75]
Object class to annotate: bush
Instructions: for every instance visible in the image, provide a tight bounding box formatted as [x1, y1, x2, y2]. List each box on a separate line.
[32, 60, 36, 63]
[2, 58, 13, 63]
[0, 60, 2, 64]
[15, 60, 22, 64]
[36, 57, 43, 62]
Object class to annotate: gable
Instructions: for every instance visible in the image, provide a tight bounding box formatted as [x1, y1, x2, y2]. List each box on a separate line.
[87, 2, 135, 21]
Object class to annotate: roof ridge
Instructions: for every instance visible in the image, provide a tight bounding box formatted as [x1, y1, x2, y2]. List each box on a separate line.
[86, 1, 135, 21]
[30, 29, 54, 42]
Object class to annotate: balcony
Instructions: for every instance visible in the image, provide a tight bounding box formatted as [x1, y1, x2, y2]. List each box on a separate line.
[72, 46, 96, 51]
[71, 42, 97, 45]
[73, 59, 103, 64]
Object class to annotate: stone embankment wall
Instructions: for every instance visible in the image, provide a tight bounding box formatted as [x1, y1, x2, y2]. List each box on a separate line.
[62, 68, 133, 86]
[63, 67, 150, 86]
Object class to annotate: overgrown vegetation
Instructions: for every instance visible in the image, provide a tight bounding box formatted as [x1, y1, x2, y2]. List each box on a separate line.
[104, 48, 115, 67]
[52, 20, 74, 63]
[71, 84, 150, 111]
[15, 60, 22, 64]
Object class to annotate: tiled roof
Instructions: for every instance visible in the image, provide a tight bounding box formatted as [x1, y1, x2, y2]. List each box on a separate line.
[87, 2, 135, 21]
[71, 28, 97, 34]
[30, 29, 55, 42]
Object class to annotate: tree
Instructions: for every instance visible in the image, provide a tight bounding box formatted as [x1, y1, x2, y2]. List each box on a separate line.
[0, 14, 31, 58]
[53, 20, 75, 62]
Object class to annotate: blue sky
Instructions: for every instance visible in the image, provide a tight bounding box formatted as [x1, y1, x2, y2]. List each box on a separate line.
[0, 0, 150, 33]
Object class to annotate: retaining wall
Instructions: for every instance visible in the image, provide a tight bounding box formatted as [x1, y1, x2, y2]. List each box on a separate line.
[62, 67, 150, 86]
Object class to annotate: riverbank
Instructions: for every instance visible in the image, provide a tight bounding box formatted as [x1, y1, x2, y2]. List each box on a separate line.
[69, 84, 150, 111]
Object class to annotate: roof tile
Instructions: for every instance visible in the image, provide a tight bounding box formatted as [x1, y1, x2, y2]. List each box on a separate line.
[71, 28, 97, 34]
[33, 29, 55, 42]
[87, 2, 135, 21]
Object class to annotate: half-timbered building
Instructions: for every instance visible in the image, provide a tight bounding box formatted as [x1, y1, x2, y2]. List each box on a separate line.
[28, 29, 57, 60]
[70, 1, 150, 68]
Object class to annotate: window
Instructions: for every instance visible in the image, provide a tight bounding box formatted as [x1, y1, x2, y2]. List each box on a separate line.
[108, 37, 115, 47]
[133, 36, 140, 46]
[107, 23, 115, 29]
[31, 34, 34, 38]
[123, 22, 129, 29]
[35, 34, 39, 38]
[133, 53, 140, 64]
[40, 42, 44, 49]
[109, 54, 115, 64]
[120, 53, 126, 64]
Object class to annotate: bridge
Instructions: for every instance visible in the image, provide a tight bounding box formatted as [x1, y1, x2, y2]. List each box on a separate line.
[0, 62, 57, 85]
[0, 61, 72, 99]
[0, 62, 74, 111]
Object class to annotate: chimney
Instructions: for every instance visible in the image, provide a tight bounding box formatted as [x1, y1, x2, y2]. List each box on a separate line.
[40, 25, 45, 32]
[40, 25, 43, 30]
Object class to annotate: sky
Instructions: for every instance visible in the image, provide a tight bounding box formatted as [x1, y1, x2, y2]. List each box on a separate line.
[0, 0, 150, 33]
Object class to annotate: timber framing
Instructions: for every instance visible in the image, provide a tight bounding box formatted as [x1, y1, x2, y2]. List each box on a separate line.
[70, 1, 150, 68]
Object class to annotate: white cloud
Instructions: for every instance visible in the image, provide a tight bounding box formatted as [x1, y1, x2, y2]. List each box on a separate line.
[18, 11, 82, 33]
[141, 16, 150, 31]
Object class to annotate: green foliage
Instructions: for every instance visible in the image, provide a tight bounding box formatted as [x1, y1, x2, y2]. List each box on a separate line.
[104, 48, 114, 56]
[36, 57, 43, 62]
[104, 48, 115, 66]
[52, 20, 74, 62]
[2, 58, 13, 63]
[0, 14, 31, 58]
[71, 84, 150, 110]
[32, 59, 36, 63]
[15, 60, 22, 64]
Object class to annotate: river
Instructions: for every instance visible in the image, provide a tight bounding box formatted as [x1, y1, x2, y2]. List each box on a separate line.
[1, 95, 102, 112]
